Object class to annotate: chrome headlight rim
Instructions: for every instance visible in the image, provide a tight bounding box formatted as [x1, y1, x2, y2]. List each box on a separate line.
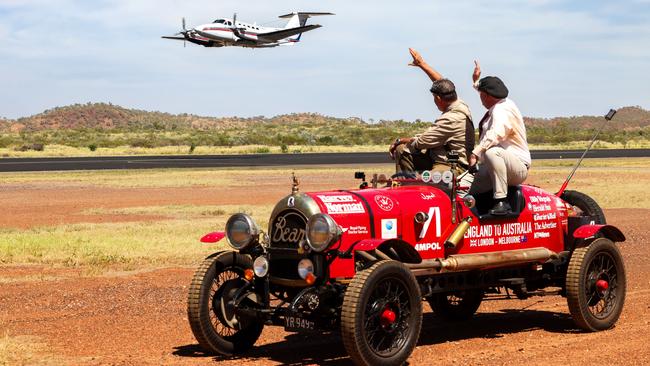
[225, 213, 260, 250]
[306, 213, 342, 253]
[253, 256, 269, 277]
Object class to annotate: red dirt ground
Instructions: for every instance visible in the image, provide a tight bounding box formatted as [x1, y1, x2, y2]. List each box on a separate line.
[1, 175, 649, 365]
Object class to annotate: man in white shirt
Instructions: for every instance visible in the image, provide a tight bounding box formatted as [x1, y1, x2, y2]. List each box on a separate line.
[468, 61, 531, 215]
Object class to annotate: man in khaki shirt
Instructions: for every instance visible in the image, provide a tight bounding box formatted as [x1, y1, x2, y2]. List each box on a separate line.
[390, 49, 475, 173]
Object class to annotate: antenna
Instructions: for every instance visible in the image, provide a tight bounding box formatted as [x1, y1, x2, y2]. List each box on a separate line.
[556, 109, 617, 197]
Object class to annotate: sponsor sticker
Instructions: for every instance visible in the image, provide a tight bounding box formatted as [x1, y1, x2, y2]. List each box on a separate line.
[342, 226, 369, 235]
[420, 192, 435, 200]
[421, 170, 432, 183]
[534, 221, 558, 230]
[381, 219, 398, 239]
[317, 194, 365, 214]
[442, 171, 453, 184]
[415, 242, 441, 251]
[374, 195, 395, 211]
[534, 212, 557, 221]
[432, 171, 442, 184]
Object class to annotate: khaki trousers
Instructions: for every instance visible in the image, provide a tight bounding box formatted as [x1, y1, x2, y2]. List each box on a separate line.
[469, 147, 528, 199]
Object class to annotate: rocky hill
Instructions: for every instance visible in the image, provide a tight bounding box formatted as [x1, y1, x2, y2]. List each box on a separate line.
[7, 103, 364, 132]
[1, 103, 647, 148]
[525, 106, 650, 131]
[4, 103, 648, 133]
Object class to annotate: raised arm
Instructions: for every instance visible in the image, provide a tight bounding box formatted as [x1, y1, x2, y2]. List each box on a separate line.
[408, 48, 443, 82]
[472, 60, 481, 88]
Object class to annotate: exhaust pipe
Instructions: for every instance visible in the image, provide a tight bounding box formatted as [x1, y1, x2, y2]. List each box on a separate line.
[406, 248, 557, 273]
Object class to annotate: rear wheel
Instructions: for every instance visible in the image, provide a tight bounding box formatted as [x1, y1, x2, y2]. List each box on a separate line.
[428, 289, 483, 321]
[341, 260, 422, 366]
[187, 251, 264, 355]
[561, 190, 606, 224]
[566, 238, 626, 331]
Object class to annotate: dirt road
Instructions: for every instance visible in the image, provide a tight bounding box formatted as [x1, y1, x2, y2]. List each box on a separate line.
[1, 166, 649, 365]
[2, 207, 649, 365]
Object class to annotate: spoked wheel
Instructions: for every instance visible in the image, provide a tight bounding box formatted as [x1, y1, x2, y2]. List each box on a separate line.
[187, 251, 264, 355]
[428, 289, 483, 321]
[566, 238, 626, 331]
[341, 260, 422, 366]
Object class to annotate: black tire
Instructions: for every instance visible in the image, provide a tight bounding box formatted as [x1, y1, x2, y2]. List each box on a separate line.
[341, 260, 422, 366]
[566, 238, 626, 331]
[187, 251, 264, 355]
[428, 289, 484, 321]
[561, 190, 606, 224]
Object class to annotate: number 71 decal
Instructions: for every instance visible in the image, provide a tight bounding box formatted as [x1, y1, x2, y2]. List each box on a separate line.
[419, 207, 441, 239]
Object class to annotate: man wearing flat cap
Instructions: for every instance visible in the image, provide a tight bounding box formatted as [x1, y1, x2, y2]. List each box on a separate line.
[468, 61, 531, 215]
[390, 48, 475, 177]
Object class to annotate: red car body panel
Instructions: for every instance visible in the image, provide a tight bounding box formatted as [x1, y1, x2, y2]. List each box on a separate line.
[307, 184, 570, 280]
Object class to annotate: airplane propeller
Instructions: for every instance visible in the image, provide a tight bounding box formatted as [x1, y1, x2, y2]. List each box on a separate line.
[175, 17, 187, 47]
[231, 12, 245, 39]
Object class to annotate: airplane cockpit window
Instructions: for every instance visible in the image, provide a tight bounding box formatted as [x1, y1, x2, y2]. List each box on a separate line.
[226, 21, 232, 26]
[213, 19, 225, 24]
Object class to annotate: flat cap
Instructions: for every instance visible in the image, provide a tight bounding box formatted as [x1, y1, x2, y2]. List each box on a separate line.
[478, 76, 509, 99]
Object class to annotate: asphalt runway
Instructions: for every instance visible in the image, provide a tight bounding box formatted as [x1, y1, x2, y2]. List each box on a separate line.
[0, 149, 648, 172]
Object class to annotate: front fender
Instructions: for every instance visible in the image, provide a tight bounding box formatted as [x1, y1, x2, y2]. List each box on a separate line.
[201, 231, 226, 243]
[573, 224, 626, 243]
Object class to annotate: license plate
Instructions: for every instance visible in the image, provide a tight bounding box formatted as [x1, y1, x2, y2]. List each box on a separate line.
[284, 315, 316, 332]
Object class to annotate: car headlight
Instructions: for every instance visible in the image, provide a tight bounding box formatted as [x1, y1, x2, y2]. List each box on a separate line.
[225, 213, 260, 250]
[306, 213, 342, 252]
[253, 256, 269, 277]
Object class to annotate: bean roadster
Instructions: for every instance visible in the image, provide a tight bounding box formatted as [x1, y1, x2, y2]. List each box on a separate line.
[187, 113, 626, 366]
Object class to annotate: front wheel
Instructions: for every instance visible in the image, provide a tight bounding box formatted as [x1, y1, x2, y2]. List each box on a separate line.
[341, 260, 422, 366]
[428, 289, 483, 321]
[187, 251, 264, 355]
[566, 238, 626, 331]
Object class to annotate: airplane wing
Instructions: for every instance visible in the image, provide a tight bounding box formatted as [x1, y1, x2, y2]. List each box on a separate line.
[161, 36, 186, 41]
[257, 24, 321, 42]
[278, 12, 334, 18]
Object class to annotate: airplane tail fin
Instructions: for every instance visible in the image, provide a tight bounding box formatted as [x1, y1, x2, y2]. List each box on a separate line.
[279, 12, 333, 41]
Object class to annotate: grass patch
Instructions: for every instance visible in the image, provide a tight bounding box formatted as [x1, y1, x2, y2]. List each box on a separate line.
[0, 159, 647, 270]
[0, 165, 389, 189]
[1, 142, 649, 158]
[0, 205, 273, 269]
[0, 334, 51, 366]
[0, 144, 390, 158]
[0, 169, 237, 188]
[81, 204, 234, 219]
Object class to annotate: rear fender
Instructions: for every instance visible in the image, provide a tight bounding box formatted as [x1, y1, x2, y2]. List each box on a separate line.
[573, 224, 626, 244]
[201, 231, 226, 243]
[353, 239, 422, 264]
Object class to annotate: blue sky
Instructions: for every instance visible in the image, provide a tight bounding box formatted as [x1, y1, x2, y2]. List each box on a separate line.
[1, 0, 649, 121]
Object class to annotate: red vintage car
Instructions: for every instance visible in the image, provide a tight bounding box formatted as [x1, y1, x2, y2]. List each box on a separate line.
[187, 159, 626, 366]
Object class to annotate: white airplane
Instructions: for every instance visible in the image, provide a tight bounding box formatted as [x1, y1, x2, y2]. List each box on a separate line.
[162, 12, 333, 48]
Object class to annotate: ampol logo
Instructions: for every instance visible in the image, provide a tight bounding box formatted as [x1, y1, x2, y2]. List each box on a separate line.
[374, 195, 394, 211]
